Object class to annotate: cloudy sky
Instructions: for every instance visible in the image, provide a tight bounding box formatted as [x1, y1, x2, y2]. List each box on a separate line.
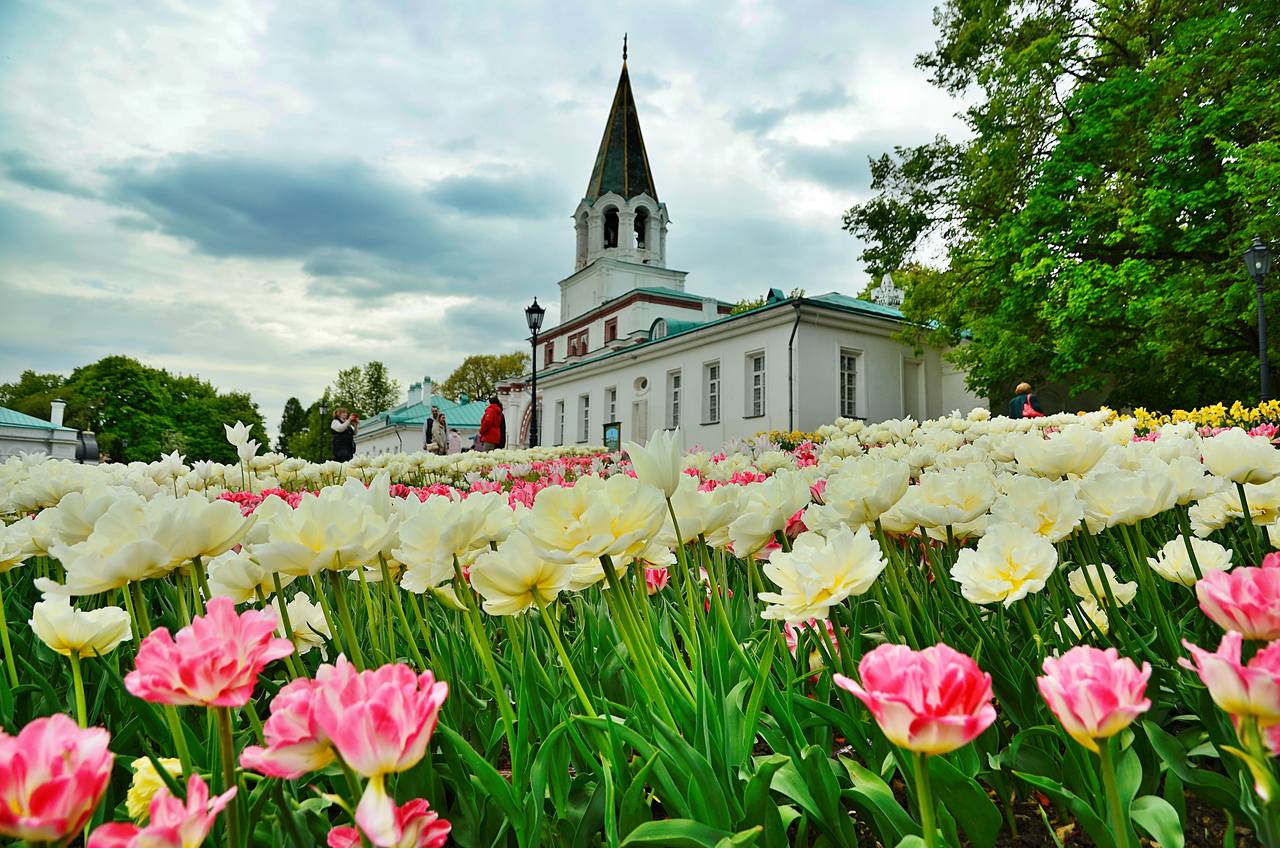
[0, 0, 967, 433]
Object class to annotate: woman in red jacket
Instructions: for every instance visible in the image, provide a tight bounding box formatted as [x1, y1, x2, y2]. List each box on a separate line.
[477, 396, 503, 451]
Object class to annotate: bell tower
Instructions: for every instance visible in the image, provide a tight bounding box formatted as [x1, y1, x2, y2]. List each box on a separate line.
[573, 39, 670, 272]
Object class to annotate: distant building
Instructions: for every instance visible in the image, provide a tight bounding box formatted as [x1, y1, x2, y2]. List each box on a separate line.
[498, 53, 982, 450]
[355, 378, 490, 456]
[0, 401, 83, 460]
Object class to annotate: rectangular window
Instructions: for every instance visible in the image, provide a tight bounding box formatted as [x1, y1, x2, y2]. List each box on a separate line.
[747, 352, 766, 417]
[554, 400, 565, 445]
[604, 318, 618, 343]
[667, 370, 681, 429]
[567, 330, 589, 357]
[606, 386, 617, 422]
[703, 361, 720, 424]
[578, 394, 590, 443]
[839, 349, 859, 418]
[544, 343, 554, 367]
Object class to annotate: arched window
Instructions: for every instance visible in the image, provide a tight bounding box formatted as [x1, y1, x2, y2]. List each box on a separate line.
[634, 208, 649, 250]
[603, 208, 619, 249]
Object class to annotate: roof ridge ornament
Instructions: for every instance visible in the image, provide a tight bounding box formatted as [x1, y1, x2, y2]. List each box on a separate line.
[870, 273, 905, 308]
[623, 33, 628, 62]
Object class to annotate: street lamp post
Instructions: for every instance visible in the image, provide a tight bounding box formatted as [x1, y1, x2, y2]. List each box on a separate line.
[525, 298, 546, 447]
[1245, 236, 1274, 401]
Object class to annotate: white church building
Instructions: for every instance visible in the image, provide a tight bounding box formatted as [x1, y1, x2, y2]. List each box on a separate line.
[498, 54, 982, 450]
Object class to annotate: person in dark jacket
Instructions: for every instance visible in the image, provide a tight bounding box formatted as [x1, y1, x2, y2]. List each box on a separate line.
[1009, 382, 1045, 419]
[331, 408, 358, 461]
[497, 400, 507, 449]
[477, 396, 503, 451]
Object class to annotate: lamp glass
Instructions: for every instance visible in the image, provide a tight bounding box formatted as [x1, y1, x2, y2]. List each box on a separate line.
[1246, 239, 1272, 280]
[525, 298, 546, 333]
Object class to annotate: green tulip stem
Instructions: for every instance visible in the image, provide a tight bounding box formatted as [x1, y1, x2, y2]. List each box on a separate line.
[381, 556, 426, 670]
[310, 573, 345, 664]
[215, 706, 243, 847]
[452, 558, 518, 761]
[1097, 739, 1132, 848]
[174, 571, 191, 626]
[191, 555, 211, 614]
[328, 570, 366, 670]
[912, 751, 937, 848]
[68, 652, 87, 727]
[536, 595, 596, 715]
[0, 578, 18, 688]
[666, 499, 702, 668]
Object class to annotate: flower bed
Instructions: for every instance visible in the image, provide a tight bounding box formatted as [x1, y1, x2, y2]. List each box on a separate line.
[0, 410, 1277, 846]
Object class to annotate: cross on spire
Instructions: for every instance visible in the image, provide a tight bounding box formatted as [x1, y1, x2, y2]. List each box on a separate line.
[623, 33, 628, 62]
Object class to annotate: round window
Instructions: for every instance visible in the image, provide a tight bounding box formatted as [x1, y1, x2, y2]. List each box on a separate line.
[633, 377, 648, 393]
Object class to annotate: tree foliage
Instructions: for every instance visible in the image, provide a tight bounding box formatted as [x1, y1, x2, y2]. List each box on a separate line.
[276, 397, 307, 454]
[438, 353, 529, 402]
[0, 357, 267, 463]
[844, 0, 1280, 409]
[329, 362, 401, 416]
[729, 288, 805, 315]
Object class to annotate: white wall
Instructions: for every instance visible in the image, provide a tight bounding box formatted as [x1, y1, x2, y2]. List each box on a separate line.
[558, 259, 688, 323]
[0, 426, 79, 460]
[513, 304, 990, 450]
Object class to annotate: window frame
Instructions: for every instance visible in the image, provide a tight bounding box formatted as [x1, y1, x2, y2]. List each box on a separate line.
[746, 351, 766, 418]
[667, 369, 682, 429]
[604, 317, 618, 343]
[839, 348, 860, 419]
[703, 360, 721, 424]
[578, 393, 590, 443]
[554, 399, 565, 445]
[605, 386, 618, 422]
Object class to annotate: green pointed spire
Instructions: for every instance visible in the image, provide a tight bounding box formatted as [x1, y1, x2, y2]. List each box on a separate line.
[585, 56, 657, 202]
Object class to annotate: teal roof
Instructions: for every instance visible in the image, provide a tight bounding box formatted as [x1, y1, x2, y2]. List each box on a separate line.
[375, 396, 489, 429]
[0, 406, 75, 431]
[808, 292, 907, 321]
[538, 291, 907, 380]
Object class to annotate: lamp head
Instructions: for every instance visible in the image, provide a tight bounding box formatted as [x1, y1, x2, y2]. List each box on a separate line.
[525, 298, 546, 333]
[1245, 236, 1272, 282]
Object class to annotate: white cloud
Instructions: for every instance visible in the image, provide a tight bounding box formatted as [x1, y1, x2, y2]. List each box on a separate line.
[0, 0, 967, 435]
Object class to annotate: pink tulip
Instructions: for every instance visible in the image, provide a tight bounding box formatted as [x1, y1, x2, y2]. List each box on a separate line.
[1197, 565, 1280, 641]
[834, 643, 996, 754]
[1180, 633, 1280, 725]
[1036, 646, 1152, 752]
[327, 798, 451, 848]
[644, 567, 670, 595]
[311, 658, 449, 847]
[240, 677, 334, 778]
[88, 775, 235, 848]
[0, 714, 114, 842]
[125, 596, 294, 707]
[783, 618, 840, 658]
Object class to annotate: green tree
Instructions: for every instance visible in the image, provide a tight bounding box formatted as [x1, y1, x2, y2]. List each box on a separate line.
[438, 353, 529, 402]
[844, 0, 1280, 409]
[0, 356, 268, 462]
[361, 361, 400, 415]
[329, 362, 401, 416]
[729, 288, 805, 316]
[0, 370, 65, 416]
[276, 397, 308, 453]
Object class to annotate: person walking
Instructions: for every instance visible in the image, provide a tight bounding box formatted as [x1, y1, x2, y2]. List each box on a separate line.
[331, 408, 358, 461]
[1009, 382, 1045, 419]
[477, 396, 503, 452]
[447, 428, 462, 454]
